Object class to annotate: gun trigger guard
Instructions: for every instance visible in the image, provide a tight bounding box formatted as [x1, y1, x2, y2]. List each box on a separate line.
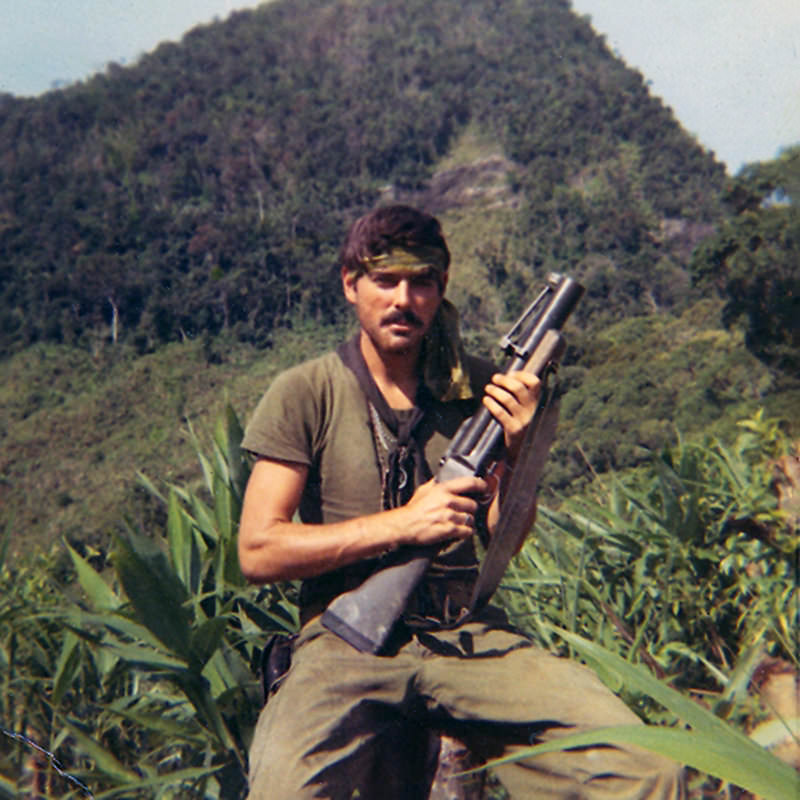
[396, 466, 408, 491]
[480, 461, 502, 504]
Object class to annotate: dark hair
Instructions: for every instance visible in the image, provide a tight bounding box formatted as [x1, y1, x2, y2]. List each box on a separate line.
[340, 205, 450, 275]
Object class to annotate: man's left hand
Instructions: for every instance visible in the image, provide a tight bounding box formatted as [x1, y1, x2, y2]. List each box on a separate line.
[482, 371, 541, 463]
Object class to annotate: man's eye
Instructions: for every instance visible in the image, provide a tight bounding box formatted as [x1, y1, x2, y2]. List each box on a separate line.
[411, 276, 437, 288]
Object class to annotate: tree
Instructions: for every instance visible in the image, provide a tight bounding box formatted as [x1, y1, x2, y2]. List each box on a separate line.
[691, 147, 800, 376]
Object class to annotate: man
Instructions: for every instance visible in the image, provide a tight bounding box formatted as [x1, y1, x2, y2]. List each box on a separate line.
[238, 205, 683, 799]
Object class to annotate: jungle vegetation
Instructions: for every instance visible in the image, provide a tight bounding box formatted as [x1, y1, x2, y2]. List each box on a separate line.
[2, 0, 797, 551]
[0, 0, 798, 795]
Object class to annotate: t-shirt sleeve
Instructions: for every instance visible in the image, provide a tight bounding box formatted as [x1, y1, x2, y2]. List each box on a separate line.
[241, 366, 321, 466]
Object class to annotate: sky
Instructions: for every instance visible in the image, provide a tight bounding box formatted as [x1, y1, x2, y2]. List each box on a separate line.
[2, 1, 799, 176]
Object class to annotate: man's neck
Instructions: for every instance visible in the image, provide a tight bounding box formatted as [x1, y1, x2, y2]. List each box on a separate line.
[358, 330, 420, 410]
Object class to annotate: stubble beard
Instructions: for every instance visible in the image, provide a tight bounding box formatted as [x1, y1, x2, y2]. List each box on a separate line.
[369, 310, 428, 358]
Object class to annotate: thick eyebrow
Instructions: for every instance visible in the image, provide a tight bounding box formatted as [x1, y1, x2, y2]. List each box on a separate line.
[370, 268, 438, 283]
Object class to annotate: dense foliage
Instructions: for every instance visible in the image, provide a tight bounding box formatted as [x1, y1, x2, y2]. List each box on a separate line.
[0, 0, 724, 357]
[2, 1, 798, 795]
[690, 145, 800, 377]
[506, 413, 797, 683]
[1, 408, 298, 798]
[2, 0, 798, 579]
[2, 409, 796, 797]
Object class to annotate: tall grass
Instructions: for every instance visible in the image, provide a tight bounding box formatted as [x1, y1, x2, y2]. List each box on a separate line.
[498, 411, 798, 796]
[2, 407, 297, 798]
[1, 409, 796, 797]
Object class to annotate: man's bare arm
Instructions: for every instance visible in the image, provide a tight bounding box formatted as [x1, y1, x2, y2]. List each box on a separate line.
[238, 458, 488, 584]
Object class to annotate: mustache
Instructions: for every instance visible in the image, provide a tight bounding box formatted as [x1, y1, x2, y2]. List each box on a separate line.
[382, 310, 424, 328]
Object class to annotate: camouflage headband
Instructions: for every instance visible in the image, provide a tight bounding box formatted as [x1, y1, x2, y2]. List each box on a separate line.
[357, 246, 449, 278]
[349, 247, 472, 402]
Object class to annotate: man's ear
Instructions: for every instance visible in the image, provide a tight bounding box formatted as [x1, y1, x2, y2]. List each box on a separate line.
[342, 266, 358, 303]
[439, 271, 449, 295]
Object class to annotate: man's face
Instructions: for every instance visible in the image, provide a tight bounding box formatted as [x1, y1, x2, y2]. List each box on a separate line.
[342, 267, 446, 358]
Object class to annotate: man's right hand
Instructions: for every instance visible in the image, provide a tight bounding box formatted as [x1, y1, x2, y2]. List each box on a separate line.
[396, 475, 488, 547]
[239, 459, 488, 584]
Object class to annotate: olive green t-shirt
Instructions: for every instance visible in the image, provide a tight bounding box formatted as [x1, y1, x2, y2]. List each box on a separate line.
[242, 349, 495, 523]
[242, 348, 495, 612]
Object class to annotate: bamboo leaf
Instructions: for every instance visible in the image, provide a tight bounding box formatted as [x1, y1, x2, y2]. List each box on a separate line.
[191, 616, 228, 667]
[64, 541, 121, 610]
[62, 720, 140, 784]
[93, 765, 223, 799]
[478, 725, 798, 800]
[554, 627, 736, 737]
[135, 470, 168, 505]
[112, 532, 196, 663]
[543, 628, 798, 798]
[185, 417, 215, 494]
[99, 640, 189, 671]
[0, 526, 9, 573]
[104, 704, 206, 743]
[52, 631, 82, 706]
[67, 609, 181, 655]
[213, 471, 234, 540]
[189, 493, 220, 543]
[174, 672, 242, 764]
[218, 402, 247, 492]
[166, 490, 203, 593]
[0, 773, 16, 799]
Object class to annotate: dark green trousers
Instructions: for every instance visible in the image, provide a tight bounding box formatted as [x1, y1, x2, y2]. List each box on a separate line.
[247, 614, 684, 799]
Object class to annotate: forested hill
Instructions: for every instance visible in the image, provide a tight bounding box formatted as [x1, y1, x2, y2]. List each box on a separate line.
[0, 0, 727, 358]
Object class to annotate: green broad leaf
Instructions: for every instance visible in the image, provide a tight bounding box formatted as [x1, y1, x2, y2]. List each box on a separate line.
[213, 470, 234, 540]
[718, 638, 766, 710]
[219, 526, 245, 587]
[539, 505, 612, 541]
[63, 720, 140, 784]
[0, 772, 16, 799]
[202, 649, 239, 697]
[103, 704, 207, 744]
[191, 616, 228, 667]
[64, 540, 121, 610]
[113, 531, 196, 663]
[136, 470, 168, 505]
[0, 527, 9, 573]
[93, 765, 223, 799]
[196, 447, 216, 497]
[478, 725, 798, 800]
[174, 672, 242, 761]
[66, 608, 180, 655]
[52, 631, 82, 706]
[101, 640, 189, 671]
[713, 443, 748, 491]
[555, 627, 748, 738]
[186, 416, 216, 494]
[547, 629, 798, 798]
[661, 642, 729, 687]
[189, 493, 220, 543]
[167, 482, 194, 506]
[211, 432, 232, 489]
[217, 402, 246, 491]
[166, 490, 203, 593]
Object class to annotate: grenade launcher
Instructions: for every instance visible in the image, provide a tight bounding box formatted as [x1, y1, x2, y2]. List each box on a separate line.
[321, 273, 584, 653]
